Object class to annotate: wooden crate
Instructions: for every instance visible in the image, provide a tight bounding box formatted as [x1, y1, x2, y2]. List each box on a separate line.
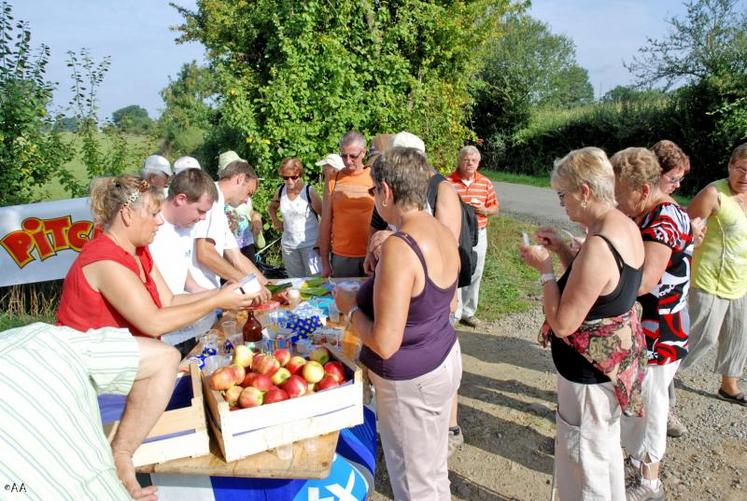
[102, 363, 210, 467]
[203, 345, 364, 462]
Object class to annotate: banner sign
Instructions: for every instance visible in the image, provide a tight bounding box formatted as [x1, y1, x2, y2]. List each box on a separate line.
[0, 197, 97, 287]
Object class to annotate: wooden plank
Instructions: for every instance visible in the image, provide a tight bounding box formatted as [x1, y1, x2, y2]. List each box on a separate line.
[137, 431, 338, 479]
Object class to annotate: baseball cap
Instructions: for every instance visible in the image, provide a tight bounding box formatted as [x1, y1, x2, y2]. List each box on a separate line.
[173, 156, 201, 174]
[391, 131, 425, 155]
[141, 155, 172, 177]
[315, 153, 345, 172]
[218, 150, 245, 173]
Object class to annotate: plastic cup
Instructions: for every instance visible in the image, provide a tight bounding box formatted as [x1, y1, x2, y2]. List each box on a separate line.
[202, 354, 229, 375]
[328, 303, 341, 324]
[221, 320, 237, 337]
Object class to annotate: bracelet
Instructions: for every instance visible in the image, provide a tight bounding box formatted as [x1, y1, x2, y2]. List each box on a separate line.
[540, 273, 556, 286]
[347, 306, 360, 322]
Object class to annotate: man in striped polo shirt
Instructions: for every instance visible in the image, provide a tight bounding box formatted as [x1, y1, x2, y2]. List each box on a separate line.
[0, 323, 180, 500]
[447, 145, 500, 328]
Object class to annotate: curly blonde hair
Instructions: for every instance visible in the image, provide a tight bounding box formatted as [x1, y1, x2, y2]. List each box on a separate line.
[551, 147, 616, 205]
[610, 147, 661, 190]
[89, 175, 163, 227]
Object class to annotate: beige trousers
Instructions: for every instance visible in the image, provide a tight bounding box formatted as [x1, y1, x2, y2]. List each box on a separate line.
[555, 374, 625, 501]
[369, 341, 462, 501]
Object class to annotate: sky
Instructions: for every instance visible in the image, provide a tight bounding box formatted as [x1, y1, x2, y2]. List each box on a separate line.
[11, 0, 741, 121]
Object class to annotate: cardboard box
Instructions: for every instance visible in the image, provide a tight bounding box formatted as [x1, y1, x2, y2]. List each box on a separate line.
[203, 345, 363, 462]
[100, 363, 210, 467]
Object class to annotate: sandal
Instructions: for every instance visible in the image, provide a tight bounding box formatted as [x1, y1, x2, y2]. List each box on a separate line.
[717, 388, 747, 407]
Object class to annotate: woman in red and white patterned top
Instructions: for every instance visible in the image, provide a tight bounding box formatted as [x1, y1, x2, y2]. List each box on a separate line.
[612, 147, 693, 500]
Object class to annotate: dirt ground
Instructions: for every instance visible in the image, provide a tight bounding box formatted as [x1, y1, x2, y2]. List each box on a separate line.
[369, 306, 747, 500]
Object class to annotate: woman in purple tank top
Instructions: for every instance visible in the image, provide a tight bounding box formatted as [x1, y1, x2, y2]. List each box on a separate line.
[335, 147, 462, 500]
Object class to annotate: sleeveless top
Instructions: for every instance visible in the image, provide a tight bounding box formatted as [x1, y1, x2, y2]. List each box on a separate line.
[551, 234, 643, 384]
[56, 234, 162, 338]
[692, 179, 747, 299]
[279, 184, 319, 249]
[357, 232, 458, 380]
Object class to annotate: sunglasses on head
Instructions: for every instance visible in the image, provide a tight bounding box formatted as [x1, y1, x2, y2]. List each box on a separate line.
[282, 175, 300, 181]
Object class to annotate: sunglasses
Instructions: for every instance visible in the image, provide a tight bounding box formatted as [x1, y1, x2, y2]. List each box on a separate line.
[340, 151, 364, 161]
[282, 175, 300, 181]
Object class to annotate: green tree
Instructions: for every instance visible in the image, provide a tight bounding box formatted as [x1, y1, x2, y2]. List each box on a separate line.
[601, 85, 666, 103]
[111, 104, 152, 134]
[0, 2, 73, 206]
[472, 15, 593, 143]
[172, 0, 515, 174]
[157, 61, 217, 159]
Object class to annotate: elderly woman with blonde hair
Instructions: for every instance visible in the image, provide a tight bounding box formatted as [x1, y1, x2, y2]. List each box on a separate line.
[520, 147, 646, 500]
[611, 147, 693, 500]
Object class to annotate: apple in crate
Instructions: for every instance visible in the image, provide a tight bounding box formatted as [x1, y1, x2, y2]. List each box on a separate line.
[241, 372, 258, 387]
[302, 360, 325, 384]
[233, 345, 253, 368]
[210, 367, 235, 391]
[238, 386, 264, 408]
[271, 367, 291, 386]
[310, 347, 330, 365]
[224, 385, 243, 406]
[324, 361, 345, 383]
[281, 375, 308, 398]
[273, 348, 291, 367]
[316, 374, 340, 391]
[264, 388, 289, 404]
[229, 364, 246, 385]
[252, 354, 280, 377]
[251, 374, 273, 392]
[286, 356, 306, 375]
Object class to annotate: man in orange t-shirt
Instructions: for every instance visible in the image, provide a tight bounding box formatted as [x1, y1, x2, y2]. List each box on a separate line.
[319, 131, 375, 277]
[447, 145, 500, 327]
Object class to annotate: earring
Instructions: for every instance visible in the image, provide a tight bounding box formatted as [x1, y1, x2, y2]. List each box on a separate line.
[581, 200, 587, 209]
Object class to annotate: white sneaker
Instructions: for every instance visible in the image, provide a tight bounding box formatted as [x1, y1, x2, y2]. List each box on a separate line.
[626, 481, 665, 501]
[666, 413, 687, 437]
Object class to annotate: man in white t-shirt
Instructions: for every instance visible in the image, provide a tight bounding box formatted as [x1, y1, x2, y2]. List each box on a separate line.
[192, 160, 269, 293]
[150, 168, 220, 354]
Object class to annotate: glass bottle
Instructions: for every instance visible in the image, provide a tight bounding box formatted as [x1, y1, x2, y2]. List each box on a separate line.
[242, 310, 263, 343]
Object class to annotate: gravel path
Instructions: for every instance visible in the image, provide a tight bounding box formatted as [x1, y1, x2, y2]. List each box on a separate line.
[369, 191, 746, 500]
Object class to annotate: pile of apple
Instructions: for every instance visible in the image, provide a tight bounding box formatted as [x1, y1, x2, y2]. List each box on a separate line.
[209, 345, 348, 409]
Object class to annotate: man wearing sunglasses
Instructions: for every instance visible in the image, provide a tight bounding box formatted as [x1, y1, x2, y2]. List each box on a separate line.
[319, 131, 375, 277]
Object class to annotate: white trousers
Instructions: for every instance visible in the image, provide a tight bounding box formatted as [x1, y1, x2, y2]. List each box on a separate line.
[455, 227, 488, 319]
[555, 374, 625, 501]
[621, 361, 680, 465]
[369, 341, 462, 501]
[281, 245, 321, 278]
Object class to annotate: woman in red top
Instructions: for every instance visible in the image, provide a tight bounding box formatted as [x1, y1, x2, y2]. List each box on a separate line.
[57, 175, 257, 338]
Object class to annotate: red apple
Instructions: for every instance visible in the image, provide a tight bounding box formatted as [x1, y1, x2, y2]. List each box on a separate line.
[224, 385, 243, 406]
[210, 367, 234, 391]
[251, 374, 273, 392]
[310, 347, 330, 365]
[281, 375, 308, 398]
[263, 388, 289, 404]
[229, 364, 246, 385]
[316, 374, 340, 391]
[252, 354, 280, 377]
[273, 348, 291, 367]
[302, 360, 325, 384]
[271, 367, 291, 386]
[238, 386, 264, 408]
[241, 372, 258, 387]
[323, 361, 345, 382]
[286, 356, 307, 375]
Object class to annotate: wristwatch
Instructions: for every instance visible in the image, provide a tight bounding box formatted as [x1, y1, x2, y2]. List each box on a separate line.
[540, 273, 556, 286]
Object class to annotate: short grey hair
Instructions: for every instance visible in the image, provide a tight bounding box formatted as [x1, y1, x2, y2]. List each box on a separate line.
[457, 145, 481, 163]
[551, 147, 616, 206]
[372, 147, 430, 210]
[339, 131, 366, 150]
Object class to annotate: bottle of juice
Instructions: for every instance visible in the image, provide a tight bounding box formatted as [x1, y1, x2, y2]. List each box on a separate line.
[242, 310, 263, 343]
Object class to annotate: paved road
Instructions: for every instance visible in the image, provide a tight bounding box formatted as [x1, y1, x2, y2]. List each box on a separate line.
[492, 181, 573, 228]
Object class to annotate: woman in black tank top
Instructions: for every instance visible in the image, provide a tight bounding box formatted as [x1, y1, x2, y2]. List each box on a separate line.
[520, 147, 646, 501]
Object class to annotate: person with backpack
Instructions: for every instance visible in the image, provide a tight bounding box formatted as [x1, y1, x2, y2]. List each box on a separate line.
[268, 157, 323, 277]
[448, 145, 500, 328]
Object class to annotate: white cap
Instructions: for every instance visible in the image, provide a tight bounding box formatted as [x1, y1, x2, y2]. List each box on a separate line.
[315, 153, 345, 172]
[217, 150, 244, 173]
[391, 131, 425, 155]
[141, 155, 172, 177]
[173, 156, 201, 174]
